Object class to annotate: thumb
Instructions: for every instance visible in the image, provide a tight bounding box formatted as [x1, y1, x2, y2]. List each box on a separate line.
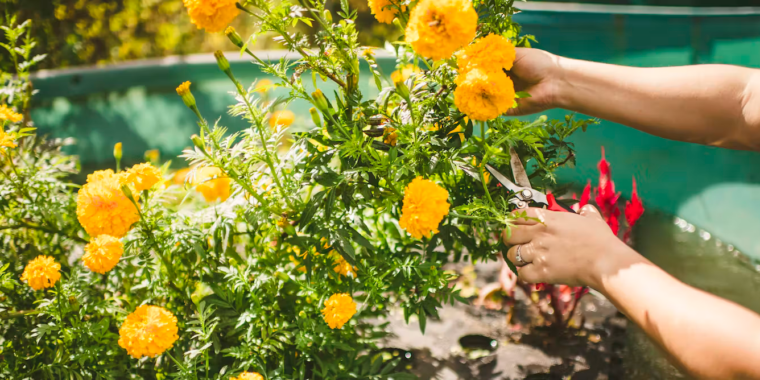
[579, 204, 604, 221]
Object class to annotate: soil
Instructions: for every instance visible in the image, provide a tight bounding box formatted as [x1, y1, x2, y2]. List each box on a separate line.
[381, 260, 628, 380]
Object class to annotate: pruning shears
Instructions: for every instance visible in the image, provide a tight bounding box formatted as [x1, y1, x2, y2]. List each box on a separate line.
[485, 147, 577, 214]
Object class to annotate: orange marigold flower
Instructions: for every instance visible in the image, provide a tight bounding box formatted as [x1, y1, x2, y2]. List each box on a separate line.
[369, 0, 405, 24]
[405, 0, 477, 61]
[118, 305, 179, 359]
[231, 372, 264, 380]
[123, 163, 162, 192]
[383, 127, 398, 146]
[269, 110, 295, 129]
[82, 235, 123, 274]
[321, 293, 357, 329]
[454, 68, 515, 121]
[399, 177, 450, 239]
[0, 129, 17, 148]
[254, 79, 274, 93]
[20, 255, 61, 291]
[332, 252, 357, 278]
[390, 64, 420, 85]
[0, 104, 22, 123]
[183, 0, 239, 33]
[173, 167, 192, 185]
[77, 171, 140, 238]
[456, 34, 516, 75]
[195, 167, 231, 202]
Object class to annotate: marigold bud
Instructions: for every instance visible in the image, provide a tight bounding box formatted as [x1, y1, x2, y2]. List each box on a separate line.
[311, 89, 330, 112]
[323, 9, 333, 23]
[309, 107, 322, 128]
[225, 26, 244, 48]
[214, 51, 231, 73]
[113, 142, 123, 162]
[176, 81, 196, 109]
[395, 81, 411, 101]
[191, 134, 205, 150]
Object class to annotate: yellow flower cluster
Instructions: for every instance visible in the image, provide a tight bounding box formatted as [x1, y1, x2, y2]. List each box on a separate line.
[269, 110, 295, 129]
[321, 293, 357, 329]
[77, 169, 140, 238]
[369, 0, 405, 24]
[195, 167, 231, 202]
[390, 64, 420, 85]
[405, 0, 477, 61]
[456, 34, 516, 75]
[0, 104, 22, 123]
[231, 372, 264, 380]
[82, 235, 123, 274]
[383, 127, 398, 147]
[332, 253, 357, 278]
[399, 177, 450, 239]
[20, 255, 61, 291]
[454, 34, 517, 121]
[183, 0, 239, 33]
[118, 305, 179, 359]
[0, 129, 17, 148]
[122, 163, 162, 192]
[454, 68, 515, 122]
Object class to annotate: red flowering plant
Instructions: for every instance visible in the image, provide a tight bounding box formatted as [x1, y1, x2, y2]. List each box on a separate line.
[478, 148, 644, 328]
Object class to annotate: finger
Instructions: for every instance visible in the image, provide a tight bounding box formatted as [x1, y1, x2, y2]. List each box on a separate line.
[506, 241, 536, 267]
[579, 204, 604, 221]
[502, 224, 542, 245]
[516, 264, 545, 284]
[510, 207, 548, 225]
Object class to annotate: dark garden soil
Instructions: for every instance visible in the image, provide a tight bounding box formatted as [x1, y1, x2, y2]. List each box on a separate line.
[381, 260, 628, 380]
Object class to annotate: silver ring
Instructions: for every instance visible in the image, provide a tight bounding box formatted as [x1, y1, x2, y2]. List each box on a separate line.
[515, 244, 527, 266]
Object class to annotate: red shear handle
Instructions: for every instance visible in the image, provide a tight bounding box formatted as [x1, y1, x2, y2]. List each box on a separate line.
[546, 194, 578, 214]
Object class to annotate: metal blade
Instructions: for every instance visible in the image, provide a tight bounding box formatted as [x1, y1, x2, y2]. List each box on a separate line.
[485, 164, 522, 193]
[509, 147, 532, 189]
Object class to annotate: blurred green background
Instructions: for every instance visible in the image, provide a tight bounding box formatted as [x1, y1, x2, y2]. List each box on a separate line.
[3, 0, 759, 72]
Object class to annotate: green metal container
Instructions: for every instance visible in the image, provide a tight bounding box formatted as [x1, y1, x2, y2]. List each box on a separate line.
[30, 3, 760, 260]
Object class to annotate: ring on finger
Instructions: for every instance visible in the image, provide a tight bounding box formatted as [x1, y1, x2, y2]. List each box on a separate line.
[515, 244, 528, 266]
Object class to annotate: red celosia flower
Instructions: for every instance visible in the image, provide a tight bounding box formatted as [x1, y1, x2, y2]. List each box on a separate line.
[623, 177, 645, 241]
[594, 148, 622, 234]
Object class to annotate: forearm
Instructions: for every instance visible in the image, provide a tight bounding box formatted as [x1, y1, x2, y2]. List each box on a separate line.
[555, 58, 760, 150]
[594, 246, 760, 379]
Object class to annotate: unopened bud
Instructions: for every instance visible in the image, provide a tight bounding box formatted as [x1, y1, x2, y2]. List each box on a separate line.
[309, 107, 322, 128]
[120, 184, 136, 203]
[191, 134, 205, 150]
[311, 89, 330, 112]
[113, 142, 122, 162]
[225, 26, 244, 48]
[323, 9, 333, 23]
[214, 51, 231, 73]
[176, 81, 196, 109]
[395, 81, 410, 101]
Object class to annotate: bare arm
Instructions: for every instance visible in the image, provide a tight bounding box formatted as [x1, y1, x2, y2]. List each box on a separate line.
[503, 207, 760, 379]
[509, 48, 760, 150]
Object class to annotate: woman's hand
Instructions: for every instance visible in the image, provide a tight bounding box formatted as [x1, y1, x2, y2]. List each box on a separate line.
[507, 48, 563, 116]
[503, 205, 637, 289]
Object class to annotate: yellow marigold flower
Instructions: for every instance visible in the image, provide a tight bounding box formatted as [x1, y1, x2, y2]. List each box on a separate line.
[231, 372, 264, 380]
[390, 64, 420, 85]
[405, 0, 477, 61]
[269, 110, 295, 129]
[399, 177, 450, 239]
[369, 0, 405, 24]
[321, 293, 357, 329]
[176, 81, 192, 96]
[383, 127, 398, 146]
[195, 167, 231, 202]
[173, 167, 192, 185]
[456, 34, 516, 75]
[454, 68, 516, 121]
[144, 149, 160, 163]
[332, 252, 357, 278]
[20, 255, 61, 291]
[82, 235, 123, 274]
[0, 104, 22, 123]
[183, 0, 239, 33]
[254, 79, 274, 93]
[77, 172, 140, 238]
[123, 163, 162, 192]
[0, 129, 17, 148]
[118, 305, 179, 359]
